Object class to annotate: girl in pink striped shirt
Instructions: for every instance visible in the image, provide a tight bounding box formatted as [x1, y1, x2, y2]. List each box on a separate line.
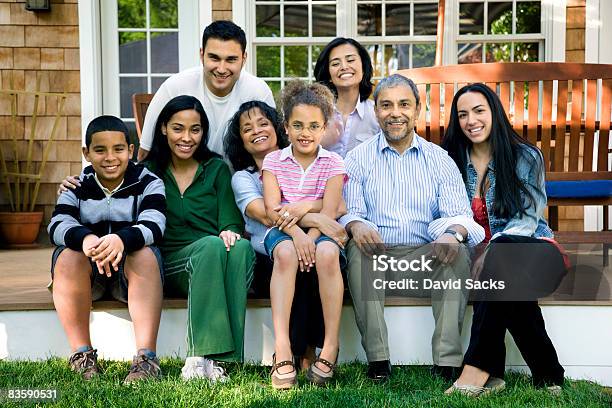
[262, 81, 347, 388]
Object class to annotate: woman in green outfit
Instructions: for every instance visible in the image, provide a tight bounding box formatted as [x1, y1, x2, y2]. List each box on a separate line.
[144, 95, 255, 382]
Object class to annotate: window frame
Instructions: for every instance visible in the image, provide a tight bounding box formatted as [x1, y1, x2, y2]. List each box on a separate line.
[99, 0, 201, 122]
[238, 0, 564, 79]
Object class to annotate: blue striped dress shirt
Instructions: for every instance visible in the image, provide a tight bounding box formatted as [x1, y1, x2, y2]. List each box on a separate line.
[340, 132, 485, 247]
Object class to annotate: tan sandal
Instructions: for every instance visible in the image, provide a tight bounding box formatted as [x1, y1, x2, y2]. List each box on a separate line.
[445, 376, 506, 397]
[306, 355, 337, 386]
[270, 353, 297, 390]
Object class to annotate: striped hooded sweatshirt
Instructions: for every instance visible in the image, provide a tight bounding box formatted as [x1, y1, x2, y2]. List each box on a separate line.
[48, 162, 166, 253]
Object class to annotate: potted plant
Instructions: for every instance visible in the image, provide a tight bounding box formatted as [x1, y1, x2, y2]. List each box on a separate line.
[0, 80, 66, 248]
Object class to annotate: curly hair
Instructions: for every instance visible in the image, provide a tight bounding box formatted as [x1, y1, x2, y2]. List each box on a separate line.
[224, 101, 289, 172]
[280, 80, 335, 124]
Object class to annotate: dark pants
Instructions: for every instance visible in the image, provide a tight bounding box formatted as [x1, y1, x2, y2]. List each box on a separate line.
[252, 252, 324, 356]
[463, 235, 566, 386]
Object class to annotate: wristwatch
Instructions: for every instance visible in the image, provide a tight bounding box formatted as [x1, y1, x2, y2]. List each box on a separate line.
[444, 229, 467, 244]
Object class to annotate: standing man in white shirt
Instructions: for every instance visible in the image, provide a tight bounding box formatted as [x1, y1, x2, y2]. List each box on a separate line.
[138, 20, 275, 160]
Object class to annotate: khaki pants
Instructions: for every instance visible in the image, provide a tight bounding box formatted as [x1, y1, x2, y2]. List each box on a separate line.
[346, 240, 470, 366]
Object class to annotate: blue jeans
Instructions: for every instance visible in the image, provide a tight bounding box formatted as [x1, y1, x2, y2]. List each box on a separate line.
[263, 227, 347, 269]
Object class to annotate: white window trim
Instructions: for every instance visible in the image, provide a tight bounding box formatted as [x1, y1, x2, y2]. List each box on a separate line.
[243, 0, 565, 74]
[78, 0, 103, 151]
[453, 0, 561, 64]
[79, 0, 204, 141]
[586, 0, 612, 64]
[543, 0, 566, 62]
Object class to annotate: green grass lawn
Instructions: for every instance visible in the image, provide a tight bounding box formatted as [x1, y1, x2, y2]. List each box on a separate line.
[1, 359, 610, 407]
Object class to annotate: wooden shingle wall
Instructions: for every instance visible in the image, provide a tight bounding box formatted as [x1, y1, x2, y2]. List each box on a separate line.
[0, 0, 81, 228]
[213, 0, 232, 21]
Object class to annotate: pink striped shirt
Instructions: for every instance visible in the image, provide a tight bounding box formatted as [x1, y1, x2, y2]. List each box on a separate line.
[262, 145, 346, 204]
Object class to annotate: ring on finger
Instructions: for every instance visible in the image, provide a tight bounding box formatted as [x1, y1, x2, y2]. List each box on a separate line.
[283, 211, 290, 218]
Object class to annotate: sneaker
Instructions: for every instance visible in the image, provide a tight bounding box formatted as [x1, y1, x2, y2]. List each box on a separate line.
[181, 357, 229, 383]
[546, 385, 563, 396]
[68, 348, 100, 380]
[209, 360, 229, 383]
[124, 353, 162, 384]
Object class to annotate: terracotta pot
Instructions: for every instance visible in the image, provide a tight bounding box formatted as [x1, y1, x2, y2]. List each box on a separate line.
[0, 211, 44, 248]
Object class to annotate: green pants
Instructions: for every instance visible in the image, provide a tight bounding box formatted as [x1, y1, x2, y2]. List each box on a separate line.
[163, 236, 255, 361]
[346, 241, 470, 366]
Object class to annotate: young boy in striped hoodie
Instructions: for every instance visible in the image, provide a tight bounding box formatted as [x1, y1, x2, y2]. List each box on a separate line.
[48, 116, 166, 383]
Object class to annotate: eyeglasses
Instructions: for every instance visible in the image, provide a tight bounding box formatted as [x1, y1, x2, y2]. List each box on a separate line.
[291, 122, 323, 133]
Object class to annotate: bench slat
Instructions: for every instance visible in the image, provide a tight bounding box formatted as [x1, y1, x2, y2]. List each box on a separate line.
[528, 81, 539, 145]
[500, 82, 510, 120]
[444, 83, 454, 130]
[554, 80, 569, 172]
[569, 79, 583, 172]
[514, 81, 525, 136]
[430, 83, 441, 144]
[417, 84, 427, 137]
[584, 79, 598, 172]
[541, 80, 554, 170]
[599, 79, 612, 171]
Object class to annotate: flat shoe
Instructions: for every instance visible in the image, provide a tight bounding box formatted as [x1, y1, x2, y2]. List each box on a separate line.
[306, 356, 336, 386]
[445, 376, 505, 397]
[270, 353, 297, 390]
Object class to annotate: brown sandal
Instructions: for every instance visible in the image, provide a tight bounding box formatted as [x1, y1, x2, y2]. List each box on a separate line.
[270, 353, 297, 390]
[306, 355, 337, 386]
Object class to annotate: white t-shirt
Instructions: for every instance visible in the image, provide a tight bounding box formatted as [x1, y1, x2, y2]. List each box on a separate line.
[139, 66, 275, 155]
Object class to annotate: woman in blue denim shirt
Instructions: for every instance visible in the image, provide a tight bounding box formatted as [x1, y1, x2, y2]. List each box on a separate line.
[442, 83, 567, 396]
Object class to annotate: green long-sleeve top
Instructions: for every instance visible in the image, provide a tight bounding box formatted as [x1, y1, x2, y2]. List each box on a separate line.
[161, 157, 244, 254]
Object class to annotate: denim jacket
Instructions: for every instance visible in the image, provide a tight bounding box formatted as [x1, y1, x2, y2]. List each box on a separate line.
[465, 144, 553, 240]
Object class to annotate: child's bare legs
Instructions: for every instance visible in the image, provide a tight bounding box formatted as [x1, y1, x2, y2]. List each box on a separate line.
[315, 241, 343, 369]
[270, 241, 298, 373]
[124, 247, 163, 352]
[52, 249, 93, 351]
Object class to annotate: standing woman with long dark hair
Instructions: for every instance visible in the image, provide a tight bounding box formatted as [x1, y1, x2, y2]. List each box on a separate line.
[442, 83, 567, 396]
[314, 37, 380, 157]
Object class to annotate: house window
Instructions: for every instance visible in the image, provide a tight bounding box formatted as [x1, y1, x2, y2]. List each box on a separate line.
[457, 0, 543, 63]
[356, 0, 439, 79]
[242, 0, 558, 95]
[253, 0, 440, 93]
[253, 0, 339, 94]
[115, 0, 179, 118]
[100, 0, 199, 136]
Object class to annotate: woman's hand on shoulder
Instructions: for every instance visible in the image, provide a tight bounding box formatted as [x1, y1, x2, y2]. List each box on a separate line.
[219, 230, 242, 251]
[57, 175, 81, 195]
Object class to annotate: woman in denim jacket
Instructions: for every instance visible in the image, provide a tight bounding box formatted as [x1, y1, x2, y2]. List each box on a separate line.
[442, 83, 567, 396]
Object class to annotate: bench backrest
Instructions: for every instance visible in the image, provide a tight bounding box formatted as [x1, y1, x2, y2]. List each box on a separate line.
[397, 62, 612, 181]
[132, 93, 154, 139]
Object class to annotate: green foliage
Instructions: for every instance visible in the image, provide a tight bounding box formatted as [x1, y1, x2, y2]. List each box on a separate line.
[0, 359, 610, 408]
[489, 2, 541, 62]
[118, 0, 178, 43]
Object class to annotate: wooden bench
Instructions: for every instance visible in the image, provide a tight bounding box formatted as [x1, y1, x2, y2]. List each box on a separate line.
[132, 93, 154, 140]
[133, 63, 612, 247]
[397, 62, 612, 247]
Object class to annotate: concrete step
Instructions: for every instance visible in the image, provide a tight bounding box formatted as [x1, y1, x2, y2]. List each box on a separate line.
[1, 304, 612, 386]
